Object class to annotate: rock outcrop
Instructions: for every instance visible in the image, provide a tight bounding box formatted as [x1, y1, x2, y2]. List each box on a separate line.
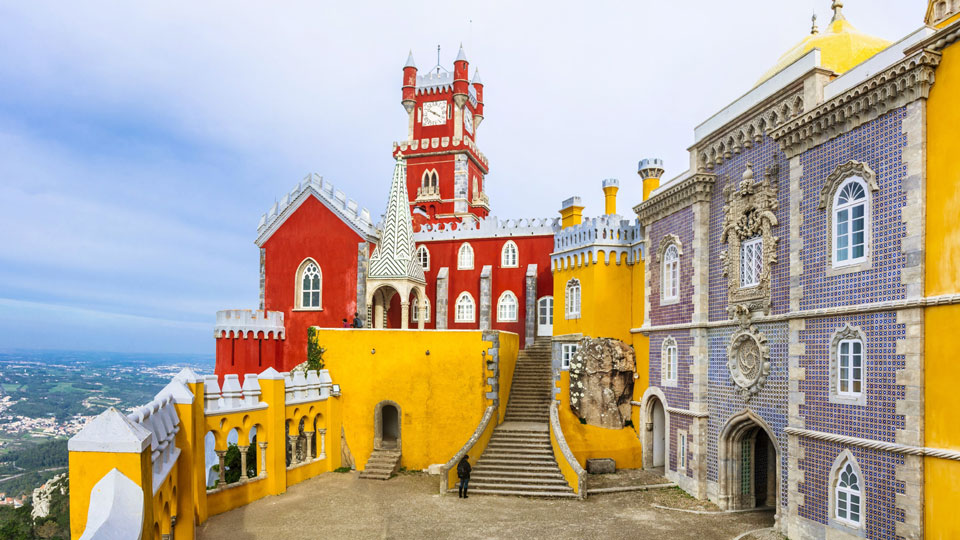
[31, 473, 68, 520]
[569, 338, 636, 429]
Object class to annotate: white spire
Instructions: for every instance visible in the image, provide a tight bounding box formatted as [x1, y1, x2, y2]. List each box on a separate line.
[368, 154, 425, 282]
[456, 43, 468, 62]
[404, 50, 416, 69]
[471, 68, 483, 84]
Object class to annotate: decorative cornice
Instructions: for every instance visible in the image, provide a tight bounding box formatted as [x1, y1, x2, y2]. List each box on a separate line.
[634, 173, 716, 225]
[785, 427, 960, 461]
[656, 234, 682, 262]
[633, 293, 960, 334]
[819, 160, 878, 209]
[771, 50, 941, 158]
[906, 18, 960, 53]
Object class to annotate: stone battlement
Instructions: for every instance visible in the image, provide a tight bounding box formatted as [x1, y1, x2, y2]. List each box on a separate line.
[215, 309, 285, 339]
[392, 135, 488, 167]
[413, 215, 560, 241]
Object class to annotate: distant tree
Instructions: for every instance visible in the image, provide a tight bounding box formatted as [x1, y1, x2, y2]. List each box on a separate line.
[306, 327, 326, 371]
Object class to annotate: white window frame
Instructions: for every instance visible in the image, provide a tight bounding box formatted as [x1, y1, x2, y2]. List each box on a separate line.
[457, 243, 474, 270]
[662, 337, 678, 386]
[837, 339, 863, 397]
[565, 279, 581, 320]
[832, 178, 870, 268]
[662, 244, 680, 303]
[497, 291, 519, 322]
[501, 240, 519, 268]
[678, 432, 687, 470]
[416, 245, 430, 271]
[295, 258, 323, 311]
[454, 292, 475, 323]
[561, 343, 578, 370]
[740, 236, 763, 288]
[411, 300, 430, 322]
[832, 457, 863, 530]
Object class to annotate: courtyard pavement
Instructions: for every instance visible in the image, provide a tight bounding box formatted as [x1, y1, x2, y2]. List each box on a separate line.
[198, 471, 776, 540]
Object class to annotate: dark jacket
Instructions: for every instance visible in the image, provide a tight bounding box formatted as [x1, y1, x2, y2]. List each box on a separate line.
[457, 458, 471, 479]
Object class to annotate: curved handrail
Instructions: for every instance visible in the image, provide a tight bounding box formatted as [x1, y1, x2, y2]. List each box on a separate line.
[438, 405, 497, 494]
[550, 400, 587, 498]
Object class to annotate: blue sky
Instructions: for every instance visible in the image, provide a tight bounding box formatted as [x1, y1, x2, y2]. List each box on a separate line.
[0, 1, 921, 354]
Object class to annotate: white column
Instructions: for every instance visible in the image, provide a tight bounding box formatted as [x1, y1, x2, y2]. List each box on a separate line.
[258, 441, 268, 477]
[401, 301, 410, 329]
[319, 428, 327, 457]
[216, 451, 226, 486]
[305, 432, 314, 461]
[238, 445, 249, 481]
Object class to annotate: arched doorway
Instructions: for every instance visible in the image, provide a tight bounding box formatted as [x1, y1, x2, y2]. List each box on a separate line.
[374, 401, 402, 451]
[371, 286, 399, 329]
[718, 411, 780, 518]
[642, 394, 667, 471]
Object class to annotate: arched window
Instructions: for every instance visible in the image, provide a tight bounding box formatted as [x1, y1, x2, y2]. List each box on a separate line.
[411, 301, 430, 322]
[662, 337, 678, 384]
[662, 244, 679, 302]
[458, 243, 474, 270]
[497, 291, 518, 322]
[833, 178, 869, 266]
[416, 245, 430, 271]
[834, 458, 863, 528]
[455, 292, 475, 323]
[421, 170, 438, 194]
[501, 241, 519, 268]
[296, 259, 322, 309]
[565, 279, 581, 320]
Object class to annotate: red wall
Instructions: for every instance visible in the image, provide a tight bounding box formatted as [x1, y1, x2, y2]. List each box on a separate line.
[417, 234, 554, 345]
[214, 331, 284, 385]
[261, 195, 366, 371]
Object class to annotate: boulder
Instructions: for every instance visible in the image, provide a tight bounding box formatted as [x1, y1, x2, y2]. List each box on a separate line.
[569, 338, 636, 429]
[586, 458, 616, 474]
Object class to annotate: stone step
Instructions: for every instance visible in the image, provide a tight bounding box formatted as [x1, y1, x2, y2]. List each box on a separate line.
[490, 434, 550, 442]
[485, 446, 553, 455]
[471, 470, 566, 479]
[480, 452, 557, 462]
[464, 488, 577, 498]
[469, 482, 573, 492]
[470, 475, 569, 485]
[473, 463, 561, 472]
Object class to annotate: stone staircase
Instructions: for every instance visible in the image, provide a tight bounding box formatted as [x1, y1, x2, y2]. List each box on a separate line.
[359, 448, 401, 480]
[466, 338, 576, 497]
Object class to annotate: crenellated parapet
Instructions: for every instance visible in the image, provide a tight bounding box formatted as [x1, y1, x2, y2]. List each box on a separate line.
[392, 136, 488, 169]
[255, 173, 377, 246]
[215, 309, 285, 339]
[551, 214, 644, 270]
[414, 215, 560, 241]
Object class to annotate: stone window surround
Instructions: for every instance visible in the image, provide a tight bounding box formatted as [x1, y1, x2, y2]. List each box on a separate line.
[828, 449, 867, 538]
[293, 257, 323, 312]
[411, 300, 431, 323]
[820, 161, 878, 278]
[496, 290, 519, 322]
[656, 234, 683, 307]
[500, 240, 519, 268]
[565, 278, 581, 320]
[560, 343, 579, 371]
[457, 242, 474, 270]
[740, 236, 763, 288]
[661, 336, 679, 388]
[828, 324, 868, 407]
[677, 429, 688, 472]
[454, 291, 475, 323]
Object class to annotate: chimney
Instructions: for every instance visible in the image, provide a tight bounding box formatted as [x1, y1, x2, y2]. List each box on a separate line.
[638, 158, 665, 201]
[559, 196, 584, 229]
[602, 179, 619, 215]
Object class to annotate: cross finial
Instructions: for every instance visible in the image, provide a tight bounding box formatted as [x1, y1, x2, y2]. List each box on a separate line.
[811, 11, 819, 34]
[830, 0, 845, 22]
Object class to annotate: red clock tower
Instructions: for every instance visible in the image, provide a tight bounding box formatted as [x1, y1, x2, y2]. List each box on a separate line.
[395, 45, 490, 229]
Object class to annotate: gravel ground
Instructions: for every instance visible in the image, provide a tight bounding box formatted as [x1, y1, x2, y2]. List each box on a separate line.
[586, 468, 675, 490]
[198, 471, 775, 540]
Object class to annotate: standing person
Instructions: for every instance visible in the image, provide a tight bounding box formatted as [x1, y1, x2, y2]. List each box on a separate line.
[352, 312, 363, 328]
[457, 455, 471, 498]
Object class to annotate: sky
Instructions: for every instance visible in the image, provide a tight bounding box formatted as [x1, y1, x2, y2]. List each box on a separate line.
[0, 1, 923, 354]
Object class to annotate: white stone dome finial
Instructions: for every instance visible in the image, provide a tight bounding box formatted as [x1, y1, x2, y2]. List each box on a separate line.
[831, 0, 845, 22]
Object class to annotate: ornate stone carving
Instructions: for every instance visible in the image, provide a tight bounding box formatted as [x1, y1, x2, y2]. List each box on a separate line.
[656, 234, 683, 262]
[634, 173, 716, 225]
[726, 317, 771, 401]
[819, 160, 878, 209]
[720, 163, 780, 315]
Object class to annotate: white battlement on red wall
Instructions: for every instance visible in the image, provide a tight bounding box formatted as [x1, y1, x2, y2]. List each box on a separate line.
[393, 136, 488, 167]
[413, 215, 560, 242]
[551, 215, 644, 269]
[215, 310, 285, 339]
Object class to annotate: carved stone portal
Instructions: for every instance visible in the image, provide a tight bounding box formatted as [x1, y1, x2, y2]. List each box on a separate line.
[726, 321, 771, 401]
[720, 162, 780, 316]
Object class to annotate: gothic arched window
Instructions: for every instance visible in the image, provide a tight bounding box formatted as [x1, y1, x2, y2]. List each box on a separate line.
[833, 456, 863, 529]
[455, 292, 475, 323]
[416, 245, 430, 271]
[296, 259, 322, 309]
[497, 291, 518, 322]
[501, 241, 519, 268]
[458, 243, 474, 270]
[565, 279, 581, 320]
[662, 244, 679, 302]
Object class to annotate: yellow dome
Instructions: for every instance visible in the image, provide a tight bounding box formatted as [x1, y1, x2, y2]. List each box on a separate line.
[756, 9, 890, 86]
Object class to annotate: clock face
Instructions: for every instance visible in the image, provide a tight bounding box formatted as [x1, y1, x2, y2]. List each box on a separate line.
[463, 107, 474, 134]
[422, 101, 447, 127]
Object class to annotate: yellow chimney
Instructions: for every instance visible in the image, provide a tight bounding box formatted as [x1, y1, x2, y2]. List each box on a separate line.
[638, 158, 665, 201]
[602, 179, 619, 215]
[559, 196, 584, 229]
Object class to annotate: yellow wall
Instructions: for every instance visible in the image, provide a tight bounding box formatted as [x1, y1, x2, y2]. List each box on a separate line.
[923, 38, 960, 539]
[316, 328, 517, 472]
[553, 253, 633, 342]
[497, 332, 519, 424]
[554, 371, 642, 468]
[69, 450, 153, 540]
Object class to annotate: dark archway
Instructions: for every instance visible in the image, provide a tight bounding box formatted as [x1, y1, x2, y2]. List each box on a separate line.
[374, 400, 402, 451]
[718, 410, 780, 521]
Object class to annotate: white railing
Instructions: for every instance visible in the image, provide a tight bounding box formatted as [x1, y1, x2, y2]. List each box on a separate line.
[127, 371, 196, 493]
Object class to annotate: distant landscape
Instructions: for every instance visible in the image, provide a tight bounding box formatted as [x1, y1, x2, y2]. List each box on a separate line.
[0, 348, 213, 500]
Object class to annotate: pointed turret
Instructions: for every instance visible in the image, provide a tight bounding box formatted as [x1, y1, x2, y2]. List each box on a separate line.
[404, 50, 417, 69]
[456, 44, 468, 62]
[453, 43, 469, 109]
[368, 154, 425, 283]
[402, 50, 418, 115]
[472, 68, 484, 130]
